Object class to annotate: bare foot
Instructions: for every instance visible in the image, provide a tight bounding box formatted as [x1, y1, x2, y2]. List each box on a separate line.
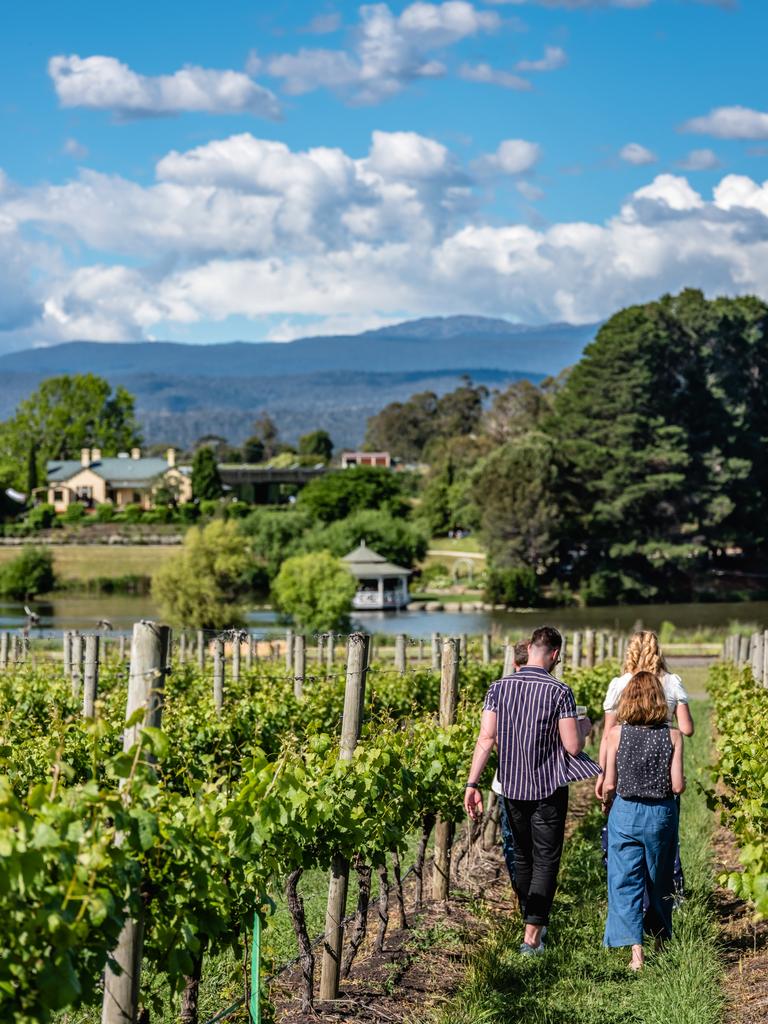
[524, 924, 543, 947]
[629, 943, 644, 971]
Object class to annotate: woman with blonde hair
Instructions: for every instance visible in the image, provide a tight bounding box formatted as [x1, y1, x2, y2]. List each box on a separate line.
[596, 630, 693, 793]
[601, 671, 685, 969]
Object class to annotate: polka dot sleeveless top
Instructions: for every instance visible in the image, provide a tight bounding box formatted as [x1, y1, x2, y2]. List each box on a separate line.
[616, 724, 673, 800]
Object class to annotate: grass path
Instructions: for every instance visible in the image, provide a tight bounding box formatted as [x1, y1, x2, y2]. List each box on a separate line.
[432, 700, 725, 1024]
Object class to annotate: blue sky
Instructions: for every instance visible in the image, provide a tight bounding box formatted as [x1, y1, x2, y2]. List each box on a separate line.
[1, 0, 767, 350]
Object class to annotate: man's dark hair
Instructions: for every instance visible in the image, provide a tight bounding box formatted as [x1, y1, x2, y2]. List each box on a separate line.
[530, 626, 562, 653]
[514, 640, 529, 666]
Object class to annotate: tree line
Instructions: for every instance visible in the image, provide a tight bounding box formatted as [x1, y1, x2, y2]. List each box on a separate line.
[367, 289, 768, 604]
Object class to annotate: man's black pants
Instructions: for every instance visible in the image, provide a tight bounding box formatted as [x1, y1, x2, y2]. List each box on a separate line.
[504, 785, 569, 926]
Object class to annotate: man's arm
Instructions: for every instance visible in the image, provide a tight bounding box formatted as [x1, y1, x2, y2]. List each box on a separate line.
[559, 714, 592, 757]
[464, 709, 497, 820]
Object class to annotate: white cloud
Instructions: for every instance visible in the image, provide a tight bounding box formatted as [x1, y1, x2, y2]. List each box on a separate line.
[473, 139, 541, 174]
[631, 173, 704, 210]
[265, 1, 500, 103]
[365, 130, 455, 179]
[63, 137, 88, 160]
[516, 180, 544, 201]
[678, 148, 720, 171]
[515, 46, 567, 72]
[303, 12, 343, 34]
[48, 54, 281, 119]
[619, 142, 657, 165]
[459, 62, 531, 90]
[5, 134, 768, 345]
[681, 105, 768, 139]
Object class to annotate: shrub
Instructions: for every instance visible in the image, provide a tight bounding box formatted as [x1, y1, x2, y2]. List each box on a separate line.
[151, 519, 251, 628]
[0, 546, 55, 598]
[94, 503, 115, 523]
[272, 551, 357, 633]
[239, 508, 313, 579]
[122, 503, 144, 523]
[25, 503, 56, 530]
[300, 509, 428, 568]
[484, 566, 538, 607]
[177, 502, 200, 524]
[62, 502, 86, 524]
[297, 466, 407, 523]
[199, 499, 220, 519]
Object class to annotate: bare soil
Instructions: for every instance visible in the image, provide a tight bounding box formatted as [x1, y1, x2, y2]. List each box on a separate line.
[271, 781, 595, 1024]
[712, 824, 768, 1024]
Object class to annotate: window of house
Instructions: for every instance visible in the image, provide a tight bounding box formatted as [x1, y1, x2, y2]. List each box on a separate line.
[53, 490, 63, 502]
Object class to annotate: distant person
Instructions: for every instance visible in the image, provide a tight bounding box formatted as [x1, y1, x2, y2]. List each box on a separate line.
[491, 638, 531, 884]
[601, 672, 685, 970]
[596, 630, 692, 899]
[464, 626, 599, 955]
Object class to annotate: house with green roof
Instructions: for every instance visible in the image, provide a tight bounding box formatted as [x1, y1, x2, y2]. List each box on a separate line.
[42, 448, 192, 513]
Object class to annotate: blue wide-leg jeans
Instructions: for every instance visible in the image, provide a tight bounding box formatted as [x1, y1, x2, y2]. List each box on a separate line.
[604, 795, 678, 948]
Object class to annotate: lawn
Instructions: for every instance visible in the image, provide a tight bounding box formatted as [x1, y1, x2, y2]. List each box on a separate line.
[0, 544, 177, 581]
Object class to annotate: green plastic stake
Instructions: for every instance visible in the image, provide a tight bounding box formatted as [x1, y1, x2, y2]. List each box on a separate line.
[249, 913, 261, 1024]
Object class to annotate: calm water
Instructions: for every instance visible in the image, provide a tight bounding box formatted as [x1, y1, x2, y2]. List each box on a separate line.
[2, 593, 766, 637]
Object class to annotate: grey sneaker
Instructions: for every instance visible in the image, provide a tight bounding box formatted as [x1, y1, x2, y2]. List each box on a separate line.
[520, 942, 545, 956]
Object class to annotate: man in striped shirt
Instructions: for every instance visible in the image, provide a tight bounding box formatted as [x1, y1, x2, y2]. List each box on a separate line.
[464, 625, 596, 954]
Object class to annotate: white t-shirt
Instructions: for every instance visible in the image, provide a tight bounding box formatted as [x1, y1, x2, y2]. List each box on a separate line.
[491, 772, 503, 796]
[603, 671, 689, 724]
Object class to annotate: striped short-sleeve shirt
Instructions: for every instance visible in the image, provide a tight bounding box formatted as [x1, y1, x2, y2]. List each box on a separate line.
[484, 666, 600, 800]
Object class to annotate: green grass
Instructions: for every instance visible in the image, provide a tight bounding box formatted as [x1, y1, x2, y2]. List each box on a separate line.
[428, 536, 485, 555]
[431, 700, 724, 1024]
[0, 544, 177, 582]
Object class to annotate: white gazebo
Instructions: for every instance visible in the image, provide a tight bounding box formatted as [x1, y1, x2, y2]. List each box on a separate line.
[343, 541, 411, 611]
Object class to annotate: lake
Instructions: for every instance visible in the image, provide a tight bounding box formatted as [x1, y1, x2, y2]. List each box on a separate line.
[1, 593, 766, 638]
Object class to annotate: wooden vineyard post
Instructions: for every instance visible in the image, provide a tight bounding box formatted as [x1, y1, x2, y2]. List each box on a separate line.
[316, 635, 324, 665]
[294, 634, 306, 699]
[246, 633, 254, 670]
[232, 633, 241, 684]
[285, 629, 294, 672]
[482, 633, 491, 665]
[433, 637, 460, 902]
[502, 641, 515, 677]
[71, 633, 84, 699]
[178, 631, 186, 665]
[763, 630, 768, 688]
[597, 632, 606, 663]
[418, 638, 424, 663]
[461, 633, 469, 664]
[394, 633, 407, 675]
[0, 632, 7, 670]
[585, 629, 596, 669]
[319, 632, 370, 1002]
[118, 634, 126, 661]
[196, 629, 205, 671]
[554, 632, 566, 681]
[62, 630, 72, 676]
[607, 634, 616, 661]
[326, 633, 335, 669]
[82, 635, 100, 719]
[431, 633, 441, 671]
[213, 637, 225, 713]
[102, 620, 170, 1024]
[571, 631, 582, 670]
[751, 633, 763, 683]
[738, 634, 749, 666]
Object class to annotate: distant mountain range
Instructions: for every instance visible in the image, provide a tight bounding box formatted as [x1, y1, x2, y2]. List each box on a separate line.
[0, 316, 598, 448]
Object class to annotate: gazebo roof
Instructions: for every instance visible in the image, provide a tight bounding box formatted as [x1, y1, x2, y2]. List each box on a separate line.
[342, 541, 411, 578]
